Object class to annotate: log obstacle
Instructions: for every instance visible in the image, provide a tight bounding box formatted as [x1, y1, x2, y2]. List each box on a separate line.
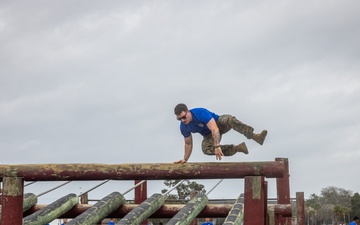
[223, 195, 244, 225]
[0, 158, 305, 225]
[23, 193, 78, 225]
[117, 193, 166, 225]
[67, 192, 125, 225]
[166, 193, 208, 225]
[0, 161, 285, 181]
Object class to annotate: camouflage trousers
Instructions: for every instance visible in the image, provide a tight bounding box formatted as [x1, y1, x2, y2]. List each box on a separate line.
[201, 114, 253, 156]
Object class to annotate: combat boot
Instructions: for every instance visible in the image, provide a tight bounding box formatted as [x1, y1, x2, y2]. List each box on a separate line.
[234, 142, 249, 154]
[251, 130, 268, 145]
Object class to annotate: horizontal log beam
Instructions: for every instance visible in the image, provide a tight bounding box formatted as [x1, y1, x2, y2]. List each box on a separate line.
[0, 161, 285, 181]
[24, 204, 234, 218]
[25, 203, 294, 219]
[273, 204, 292, 217]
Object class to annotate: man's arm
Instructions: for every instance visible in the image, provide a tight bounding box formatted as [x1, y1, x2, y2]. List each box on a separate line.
[174, 135, 193, 164]
[207, 118, 224, 160]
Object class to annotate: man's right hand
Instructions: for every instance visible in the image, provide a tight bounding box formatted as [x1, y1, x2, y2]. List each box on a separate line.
[174, 159, 187, 164]
[215, 147, 224, 160]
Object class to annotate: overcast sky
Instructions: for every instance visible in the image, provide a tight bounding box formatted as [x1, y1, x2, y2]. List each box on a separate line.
[1, 0, 360, 209]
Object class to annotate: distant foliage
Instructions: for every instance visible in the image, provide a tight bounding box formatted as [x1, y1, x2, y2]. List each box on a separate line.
[305, 186, 359, 225]
[161, 179, 206, 200]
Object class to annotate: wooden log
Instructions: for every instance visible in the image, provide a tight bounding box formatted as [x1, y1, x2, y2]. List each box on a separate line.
[24, 203, 234, 218]
[23, 193, 78, 225]
[268, 204, 293, 225]
[223, 195, 243, 225]
[23, 193, 38, 212]
[0, 161, 286, 181]
[167, 194, 208, 225]
[118, 193, 166, 225]
[67, 192, 125, 225]
[1, 177, 23, 225]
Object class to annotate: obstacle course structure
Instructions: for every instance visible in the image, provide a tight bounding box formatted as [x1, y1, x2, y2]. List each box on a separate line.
[0, 157, 305, 225]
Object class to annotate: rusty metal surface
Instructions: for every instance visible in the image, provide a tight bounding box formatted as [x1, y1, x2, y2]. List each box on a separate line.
[275, 158, 291, 225]
[0, 161, 285, 181]
[244, 176, 266, 225]
[296, 192, 305, 225]
[1, 177, 24, 225]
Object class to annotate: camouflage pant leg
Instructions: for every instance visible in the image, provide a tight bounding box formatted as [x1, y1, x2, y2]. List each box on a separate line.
[201, 134, 237, 156]
[218, 114, 254, 138]
[216, 115, 233, 134]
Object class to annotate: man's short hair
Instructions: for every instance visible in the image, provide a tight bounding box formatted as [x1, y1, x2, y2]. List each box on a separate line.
[354, 216, 359, 221]
[174, 103, 188, 115]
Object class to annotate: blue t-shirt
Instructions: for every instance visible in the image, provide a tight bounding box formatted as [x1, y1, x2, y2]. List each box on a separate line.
[180, 108, 219, 138]
[202, 222, 213, 225]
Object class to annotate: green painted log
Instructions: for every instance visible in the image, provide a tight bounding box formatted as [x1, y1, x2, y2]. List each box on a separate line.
[117, 193, 166, 225]
[23, 193, 78, 225]
[166, 193, 208, 225]
[23, 193, 38, 212]
[67, 192, 125, 225]
[223, 195, 244, 225]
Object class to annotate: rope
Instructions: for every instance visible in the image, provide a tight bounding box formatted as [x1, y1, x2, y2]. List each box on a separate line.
[25, 181, 37, 187]
[122, 180, 146, 195]
[163, 179, 186, 197]
[206, 179, 224, 196]
[79, 180, 110, 197]
[37, 181, 72, 197]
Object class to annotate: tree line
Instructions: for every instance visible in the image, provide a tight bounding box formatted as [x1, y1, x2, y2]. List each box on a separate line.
[161, 180, 360, 225]
[306, 186, 360, 225]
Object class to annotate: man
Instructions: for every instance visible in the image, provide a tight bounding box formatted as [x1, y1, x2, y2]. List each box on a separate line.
[108, 218, 116, 225]
[202, 218, 214, 225]
[61, 219, 68, 225]
[174, 103, 267, 163]
[350, 216, 359, 225]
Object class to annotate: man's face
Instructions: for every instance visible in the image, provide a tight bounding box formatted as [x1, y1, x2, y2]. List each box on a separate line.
[177, 110, 190, 124]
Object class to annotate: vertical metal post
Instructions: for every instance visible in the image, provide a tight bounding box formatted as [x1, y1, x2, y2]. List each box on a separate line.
[134, 180, 147, 203]
[296, 192, 305, 225]
[80, 192, 89, 204]
[134, 180, 147, 225]
[1, 177, 24, 225]
[276, 158, 291, 225]
[264, 181, 268, 225]
[244, 176, 266, 225]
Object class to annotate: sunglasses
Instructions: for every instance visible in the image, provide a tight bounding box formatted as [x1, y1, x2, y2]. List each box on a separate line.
[177, 111, 188, 121]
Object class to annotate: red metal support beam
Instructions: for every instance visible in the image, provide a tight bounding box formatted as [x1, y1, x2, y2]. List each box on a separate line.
[276, 158, 291, 225]
[1, 177, 24, 225]
[296, 192, 305, 225]
[0, 161, 285, 181]
[244, 176, 266, 225]
[134, 180, 147, 204]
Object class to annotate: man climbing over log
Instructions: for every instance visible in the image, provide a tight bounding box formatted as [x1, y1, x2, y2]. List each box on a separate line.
[173, 103, 267, 163]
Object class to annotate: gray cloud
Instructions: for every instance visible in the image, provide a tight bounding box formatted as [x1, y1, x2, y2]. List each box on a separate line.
[1, 1, 359, 210]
